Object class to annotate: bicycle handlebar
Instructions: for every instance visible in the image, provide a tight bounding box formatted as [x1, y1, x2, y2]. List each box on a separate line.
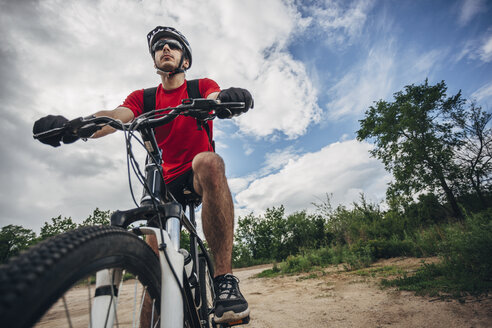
[33, 98, 245, 140]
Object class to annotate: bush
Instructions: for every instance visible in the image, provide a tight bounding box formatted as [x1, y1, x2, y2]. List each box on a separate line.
[410, 226, 444, 257]
[368, 237, 415, 258]
[384, 209, 492, 296]
[344, 244, 374, 271]
[281, 254, 314, 273]
[438, 209, 492, 292]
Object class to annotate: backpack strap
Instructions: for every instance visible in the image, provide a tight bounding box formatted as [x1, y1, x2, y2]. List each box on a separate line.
[141, 80, 215, 151]
[186, 79, 201, 99]
[186, 79, 215, 151]
[143, 87, 157, 114]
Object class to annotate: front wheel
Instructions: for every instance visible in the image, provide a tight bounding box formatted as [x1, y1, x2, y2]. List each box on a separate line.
[0, 226, 161, 328]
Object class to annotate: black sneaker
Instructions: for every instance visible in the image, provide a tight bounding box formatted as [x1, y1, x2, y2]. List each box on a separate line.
[213, 273, 250, 324]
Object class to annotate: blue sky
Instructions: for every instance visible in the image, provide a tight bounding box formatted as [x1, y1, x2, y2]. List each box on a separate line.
[1, 0, 491, 232]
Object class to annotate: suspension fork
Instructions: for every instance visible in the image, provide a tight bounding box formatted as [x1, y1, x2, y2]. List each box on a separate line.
[139, 223, 185, 328]
[90, 269, 123, 328]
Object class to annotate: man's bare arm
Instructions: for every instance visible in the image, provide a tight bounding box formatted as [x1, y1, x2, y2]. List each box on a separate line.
[91, 106, 135, 138]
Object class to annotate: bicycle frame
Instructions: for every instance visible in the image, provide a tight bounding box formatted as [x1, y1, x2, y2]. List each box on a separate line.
[90, 123, 206, 328]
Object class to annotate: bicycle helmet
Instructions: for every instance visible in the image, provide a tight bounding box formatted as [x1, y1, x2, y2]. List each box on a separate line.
[147, 26, 192, 74]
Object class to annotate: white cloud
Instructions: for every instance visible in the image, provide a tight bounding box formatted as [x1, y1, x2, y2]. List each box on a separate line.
[453, 32, 492, 64]
[326, 41, 396, 118]
[234, 139, 390, 215]
[179, 0, 322, 139]
[238, 52, 322, 138]
[7, 0, 322, 140]
[480, 34, 492, 62]
[472, 81, 492, 103]
[297, 0, 375, 46]
[0, 0, 326, 230]
[458, 0, 486, 26]
[263, 146, 301, 173]
[228, 146, 300, 195]
[325, 37, 452, 120]
[414, 49, 447, 73]
[243, 144, 254, 156]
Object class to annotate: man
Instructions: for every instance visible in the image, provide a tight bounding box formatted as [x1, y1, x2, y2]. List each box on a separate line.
[33, 26, 253, 324]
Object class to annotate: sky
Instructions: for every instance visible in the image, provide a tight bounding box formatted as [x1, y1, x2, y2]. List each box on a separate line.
[1, 0, 491, 233]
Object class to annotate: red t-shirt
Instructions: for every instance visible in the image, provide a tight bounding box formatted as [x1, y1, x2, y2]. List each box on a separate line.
[121, 78, 221, 182]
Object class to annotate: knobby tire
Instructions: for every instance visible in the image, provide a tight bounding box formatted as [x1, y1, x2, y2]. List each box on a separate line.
[0, 226, 161, 328]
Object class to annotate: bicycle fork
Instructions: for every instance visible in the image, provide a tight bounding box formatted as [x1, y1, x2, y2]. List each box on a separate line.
[90, 269, 123, 328]
[140, 220, 185, 328]
[90, 219, 185, 328]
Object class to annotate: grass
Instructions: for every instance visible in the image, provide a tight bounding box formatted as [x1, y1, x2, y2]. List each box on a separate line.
[382, 210, 492, 299]
[352, 265, 405, 278]
[253, 209, 492, 300]
[381, 262, 492, 299]
[255, 263, 282, 278]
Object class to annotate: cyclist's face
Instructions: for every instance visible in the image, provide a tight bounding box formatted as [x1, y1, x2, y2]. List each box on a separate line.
[153, 38, 189, 71]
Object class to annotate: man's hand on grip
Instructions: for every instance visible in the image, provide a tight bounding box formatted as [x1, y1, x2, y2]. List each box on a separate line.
[33, 115, 79, 147]
[217, 87, 254, 119]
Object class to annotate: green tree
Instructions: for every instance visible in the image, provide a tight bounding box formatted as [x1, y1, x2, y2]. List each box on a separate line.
[40, 215, 77, 240]
[454, 103, 492, 208]
[285, 211, 327, 251]
[252, 206, 287, 260]
[234, 206, 292, 262]
[0, 225, 37, 263]
[233, 205, 331, 265]
[80, 208, 111, 226]
[357, 79, 465, 219]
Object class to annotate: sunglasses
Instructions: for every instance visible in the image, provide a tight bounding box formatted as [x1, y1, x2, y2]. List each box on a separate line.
[152, 39, 183, 52]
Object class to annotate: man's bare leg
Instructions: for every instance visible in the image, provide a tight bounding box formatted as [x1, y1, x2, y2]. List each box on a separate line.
[142, 151, 240, 325]
[193, 152, 249, 322]
[192, 152, 234, 277]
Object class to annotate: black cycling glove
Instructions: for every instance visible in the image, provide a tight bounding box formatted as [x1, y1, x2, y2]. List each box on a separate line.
[217, 87, 254, 119]
[33, 115, 79, 147]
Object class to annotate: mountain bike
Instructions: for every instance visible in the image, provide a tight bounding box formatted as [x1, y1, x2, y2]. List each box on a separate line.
[0, 98, 250, 328]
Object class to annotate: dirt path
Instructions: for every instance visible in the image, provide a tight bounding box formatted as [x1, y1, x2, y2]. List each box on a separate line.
[234, 258, 492, 328]
[36, 258, 491, 327]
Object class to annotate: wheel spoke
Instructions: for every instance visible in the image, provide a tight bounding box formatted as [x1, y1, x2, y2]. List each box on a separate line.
[151, 299, 156, 328]
[62, 295, 74, 328]
[136, 286, 147, 328]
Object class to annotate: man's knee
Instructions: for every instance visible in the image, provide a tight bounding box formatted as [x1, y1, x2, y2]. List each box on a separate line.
[192, 152, 225, 175]
[192, 152, 227, 193]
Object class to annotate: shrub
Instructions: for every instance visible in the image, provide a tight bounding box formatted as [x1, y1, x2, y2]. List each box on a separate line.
[384, 209, 492, 296]
[438, 209, 492, 292]
[367, 237, 415, 258]
[410, 226, 444, 257]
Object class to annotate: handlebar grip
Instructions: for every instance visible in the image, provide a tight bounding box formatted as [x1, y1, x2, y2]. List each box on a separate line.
[33, 127, 65, 140]
[33, 116, 103, 141]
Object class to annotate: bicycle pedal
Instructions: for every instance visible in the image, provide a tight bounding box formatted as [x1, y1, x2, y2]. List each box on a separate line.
[216, 315, 250, 327]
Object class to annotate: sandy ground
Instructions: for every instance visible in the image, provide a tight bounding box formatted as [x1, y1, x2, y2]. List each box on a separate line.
[234, 258, 492, 328]
[35, 257, 492, 327]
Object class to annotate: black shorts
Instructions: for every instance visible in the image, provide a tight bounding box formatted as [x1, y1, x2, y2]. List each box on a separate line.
[166, 170, 202, 207]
